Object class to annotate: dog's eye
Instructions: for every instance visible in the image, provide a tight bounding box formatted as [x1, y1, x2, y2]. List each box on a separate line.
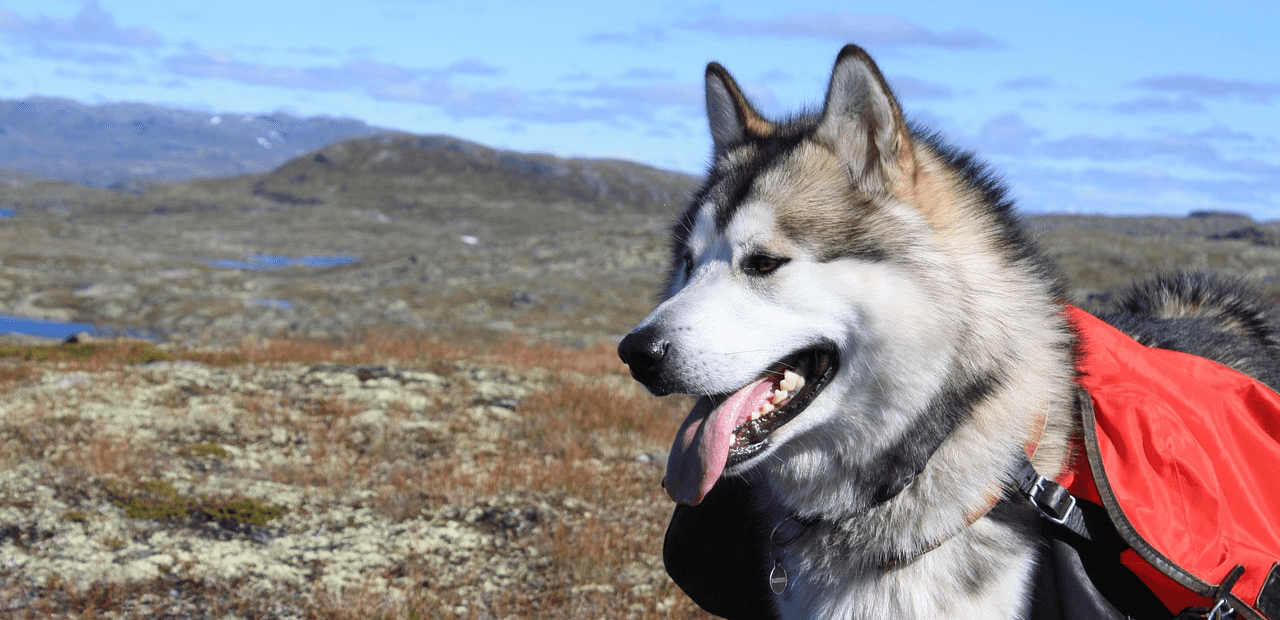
[743, 253, 789, 276]
[680, 253, 694, 279]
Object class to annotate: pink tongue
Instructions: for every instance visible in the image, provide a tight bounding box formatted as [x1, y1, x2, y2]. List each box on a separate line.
[665, 377, 775, 505]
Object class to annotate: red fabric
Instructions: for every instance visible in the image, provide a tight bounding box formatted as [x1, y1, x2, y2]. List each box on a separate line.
[1064, 306, 1280, 614]
[1055, 435, 1101, 506]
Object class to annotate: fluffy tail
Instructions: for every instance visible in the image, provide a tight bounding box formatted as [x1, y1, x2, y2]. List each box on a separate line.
[1101, 271, 1280, 391]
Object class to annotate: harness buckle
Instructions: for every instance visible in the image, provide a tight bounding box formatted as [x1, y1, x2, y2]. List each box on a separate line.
[1029, 474, 1077, 526]
[1207, 597, 1235, 620]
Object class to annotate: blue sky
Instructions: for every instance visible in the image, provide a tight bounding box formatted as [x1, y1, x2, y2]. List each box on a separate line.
[0, 1, 1277, 218]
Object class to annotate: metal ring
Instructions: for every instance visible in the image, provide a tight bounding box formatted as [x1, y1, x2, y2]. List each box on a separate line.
[770, 516, 806, 547]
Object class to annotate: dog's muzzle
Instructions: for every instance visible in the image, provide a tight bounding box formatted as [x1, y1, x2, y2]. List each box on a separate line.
[618, 327, 674, 395]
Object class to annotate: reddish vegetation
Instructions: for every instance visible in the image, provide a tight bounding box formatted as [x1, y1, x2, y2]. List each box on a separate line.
[0, 335, 712, 619]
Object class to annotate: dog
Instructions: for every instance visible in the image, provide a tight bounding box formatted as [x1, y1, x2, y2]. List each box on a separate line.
[617, 44, 1280, 619]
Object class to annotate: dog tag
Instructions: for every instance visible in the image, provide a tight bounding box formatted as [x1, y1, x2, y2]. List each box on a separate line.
[769, 559, 788, 594]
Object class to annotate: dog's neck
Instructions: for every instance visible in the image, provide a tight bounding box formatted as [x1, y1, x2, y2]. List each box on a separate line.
[758, 399, 1066, 620]
[765, 409, 1050, 573]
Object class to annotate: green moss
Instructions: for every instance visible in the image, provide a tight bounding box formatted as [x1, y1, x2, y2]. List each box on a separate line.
[0, 365, 33, 385]
[189, 442, 229, 458]
[60, 343, 98, 359]
[108, 480, 286, 527]
[114, 480, 195, 520]
[122, 342, 173, 364]
[0, 341, 171, 365]
[62, 510, 89, 523]
[0, 343, 99, 361]
[202, 497, 287, 526]
[0, 344, 83, 362]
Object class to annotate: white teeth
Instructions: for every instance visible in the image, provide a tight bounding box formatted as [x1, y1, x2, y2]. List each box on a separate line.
[780, 370, 802, 392]
[745, 370, 806, 424]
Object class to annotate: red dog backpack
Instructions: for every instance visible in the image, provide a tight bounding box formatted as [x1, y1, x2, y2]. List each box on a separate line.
[1048, 307, 1280, 619]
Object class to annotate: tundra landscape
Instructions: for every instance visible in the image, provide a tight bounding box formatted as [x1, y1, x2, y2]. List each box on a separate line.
[3, 130, 1280, 618]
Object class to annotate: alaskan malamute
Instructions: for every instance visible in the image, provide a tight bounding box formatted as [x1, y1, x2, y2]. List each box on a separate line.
[618, 44, 1280, 619]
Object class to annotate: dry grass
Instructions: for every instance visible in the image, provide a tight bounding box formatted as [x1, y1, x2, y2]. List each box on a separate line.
[0, 332, 712, 619]
[0, 400, 158, 479]
[0, 332, 614, 375]
[0, 364, 35, 390]
[64, 433, 160, 481]
[516, 377, 688, 463]
[0, 577, 311, 619]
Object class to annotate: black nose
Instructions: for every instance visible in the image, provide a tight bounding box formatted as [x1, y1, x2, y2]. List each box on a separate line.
[618, 328, 669, 388]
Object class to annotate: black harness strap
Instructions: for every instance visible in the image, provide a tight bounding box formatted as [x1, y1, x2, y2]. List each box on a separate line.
[1013, 454, 1127, 552]
[1014, 455, 1178, 619]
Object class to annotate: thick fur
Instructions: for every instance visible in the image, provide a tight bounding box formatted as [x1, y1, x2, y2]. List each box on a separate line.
[619, 45, 1280, 620]
[1099, 271, 1280, 391]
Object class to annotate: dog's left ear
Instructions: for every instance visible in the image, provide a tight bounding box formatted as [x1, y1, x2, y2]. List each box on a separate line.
[815, 45, 916, 195]
[705, 62, 776, 158]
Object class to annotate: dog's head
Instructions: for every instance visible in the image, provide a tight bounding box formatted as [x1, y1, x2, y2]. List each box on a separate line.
[619, 45, 979, 508]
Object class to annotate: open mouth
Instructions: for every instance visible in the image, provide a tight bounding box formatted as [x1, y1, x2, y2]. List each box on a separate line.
[725, 345, 838, 467]
[664, 343, 839, 505]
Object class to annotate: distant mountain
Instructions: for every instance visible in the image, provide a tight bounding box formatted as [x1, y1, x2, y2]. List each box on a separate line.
[0, 129, 702, 242]
[0, 96, 385, 189]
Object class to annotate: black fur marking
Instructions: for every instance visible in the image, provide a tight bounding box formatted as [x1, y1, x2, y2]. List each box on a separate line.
[866, 367, 1002, 505]
[711, 128, 811, 233]
[683, 118, 1069, 281]
[667, 120, 845, 295]
[703, 118, 900, 266]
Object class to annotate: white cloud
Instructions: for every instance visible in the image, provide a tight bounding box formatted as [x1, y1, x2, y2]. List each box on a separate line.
[154, 47, 710, 127]
[998, 76, 1056, 91]
[887, 75, 954, 100]
[0, 1, 162, 47]
[1130, 74, 1280, 104]
[679, 9, 1002, 49]
[977, 112, 1042, 155]
[584, 25, 670, 47]
[1109, 95, 1206, 114]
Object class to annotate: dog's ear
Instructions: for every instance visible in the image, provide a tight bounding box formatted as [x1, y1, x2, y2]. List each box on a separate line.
[815, 45, 915, 195]
[705, 62, 774, 157]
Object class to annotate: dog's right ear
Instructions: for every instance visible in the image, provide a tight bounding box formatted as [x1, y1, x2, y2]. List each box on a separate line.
[705, 63, 774, 158]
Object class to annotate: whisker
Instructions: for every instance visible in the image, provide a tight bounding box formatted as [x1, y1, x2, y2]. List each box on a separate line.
[862, 354, 885, 395]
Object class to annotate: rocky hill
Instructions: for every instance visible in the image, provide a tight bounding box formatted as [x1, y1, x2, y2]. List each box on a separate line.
[255, 133, 697, 221]
[0, 133, 699, 346]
